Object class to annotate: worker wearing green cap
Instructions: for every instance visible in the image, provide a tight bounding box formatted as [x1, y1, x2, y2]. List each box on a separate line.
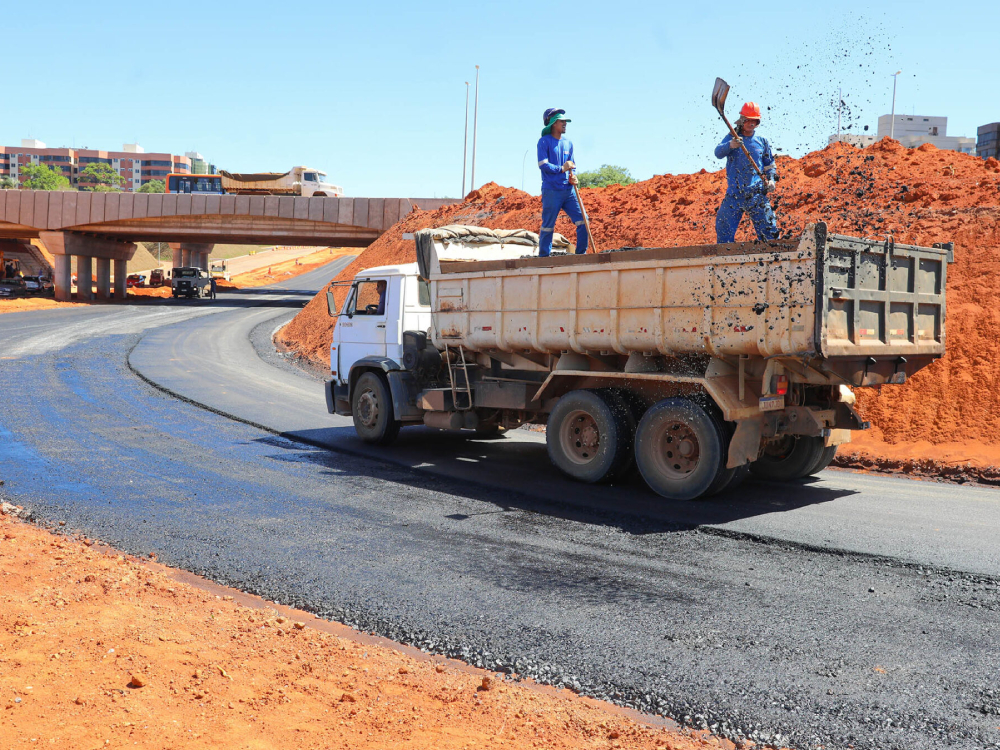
[537, 108, 588, 257]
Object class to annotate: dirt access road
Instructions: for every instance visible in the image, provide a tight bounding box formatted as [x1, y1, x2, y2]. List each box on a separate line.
[1, 259, 999, 750]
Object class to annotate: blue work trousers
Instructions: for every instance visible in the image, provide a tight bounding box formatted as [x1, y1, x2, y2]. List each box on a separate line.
[715, 189, 779, 244]
[539, 188, 588, 257]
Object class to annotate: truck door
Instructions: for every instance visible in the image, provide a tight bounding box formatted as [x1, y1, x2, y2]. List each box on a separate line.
[337, 277, 390, 381]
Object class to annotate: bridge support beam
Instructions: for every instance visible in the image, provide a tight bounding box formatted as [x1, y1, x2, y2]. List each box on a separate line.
[77, 256, 93, 301]
[114, 259, 127, 299]
[39, 231, 137, 303]
[95, 259, 111, 300]
[52, 255, 72, 302]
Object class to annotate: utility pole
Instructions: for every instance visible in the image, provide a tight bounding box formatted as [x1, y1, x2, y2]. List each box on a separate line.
[471, 65, 480, 191]
[890, 70, 902, 140]
[461, 81, 469, 197]
[521, 149, 529, 191]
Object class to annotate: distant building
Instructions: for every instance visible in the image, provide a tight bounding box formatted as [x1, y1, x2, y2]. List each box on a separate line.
[977, 123, 1000, 160]
[876, 115, 976, 154]
[0, 139, 194, 191]
[828, 134, 876, 148]
[185, 151, 216, 175]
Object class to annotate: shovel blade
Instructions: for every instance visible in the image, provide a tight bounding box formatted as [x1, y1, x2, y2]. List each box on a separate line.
[712, 77, 730, 114]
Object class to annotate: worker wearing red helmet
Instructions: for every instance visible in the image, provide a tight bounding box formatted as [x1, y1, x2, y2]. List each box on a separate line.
[714, 101, 779, 243]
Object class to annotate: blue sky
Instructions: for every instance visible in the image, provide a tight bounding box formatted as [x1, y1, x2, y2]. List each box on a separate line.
[5, 0, 997, 198]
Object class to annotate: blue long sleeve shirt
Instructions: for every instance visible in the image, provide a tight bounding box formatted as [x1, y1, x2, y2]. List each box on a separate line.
[714, 133, 776, 195]
[537, 135, 574, 191]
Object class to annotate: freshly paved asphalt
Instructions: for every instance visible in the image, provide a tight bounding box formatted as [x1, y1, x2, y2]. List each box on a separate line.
[1, 261, 998, 750]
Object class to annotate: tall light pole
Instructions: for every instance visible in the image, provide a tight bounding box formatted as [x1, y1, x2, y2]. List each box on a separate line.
[837, 87, 842, 140]
[521, 149, 529, 191]
[890, 70, 902, 141]
[470, 65, 480, 192]
[461, 81, 469, 197]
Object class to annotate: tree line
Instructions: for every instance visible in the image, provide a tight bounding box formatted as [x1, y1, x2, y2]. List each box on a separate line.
[0, 163, 164, 193]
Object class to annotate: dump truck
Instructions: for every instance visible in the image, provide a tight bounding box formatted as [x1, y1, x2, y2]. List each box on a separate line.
[219, 167, 343, 197]
[324, 224, 952, 500]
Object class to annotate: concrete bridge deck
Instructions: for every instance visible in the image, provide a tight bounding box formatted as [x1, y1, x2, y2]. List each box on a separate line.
[0, 190, 454, 301]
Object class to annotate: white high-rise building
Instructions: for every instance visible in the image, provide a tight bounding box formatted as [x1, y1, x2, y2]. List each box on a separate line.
[877, 115, 976, 154]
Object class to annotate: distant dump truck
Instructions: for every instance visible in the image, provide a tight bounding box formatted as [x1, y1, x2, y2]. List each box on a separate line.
[219, 167, 343, 197]
[171, 267, 212, 299]
[324, 224, 952, 500]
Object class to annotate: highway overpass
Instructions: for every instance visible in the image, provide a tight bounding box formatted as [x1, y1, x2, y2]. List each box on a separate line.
[0, 190, 454, 301]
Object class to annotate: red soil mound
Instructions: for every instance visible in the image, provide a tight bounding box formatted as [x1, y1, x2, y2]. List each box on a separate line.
[277, 139, 1000, 458]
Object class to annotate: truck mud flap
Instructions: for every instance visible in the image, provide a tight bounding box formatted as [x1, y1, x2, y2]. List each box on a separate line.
[387, 371, 422, 420]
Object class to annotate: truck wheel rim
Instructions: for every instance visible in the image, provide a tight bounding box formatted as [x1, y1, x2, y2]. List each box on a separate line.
[762, 435, 795, 461]
[652, 421, 700, 478]
[358, 390, 379, 428]
[560, 409, 600, 464]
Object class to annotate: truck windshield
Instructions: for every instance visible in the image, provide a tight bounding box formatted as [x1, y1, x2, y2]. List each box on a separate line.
[175, 269, 198, 278]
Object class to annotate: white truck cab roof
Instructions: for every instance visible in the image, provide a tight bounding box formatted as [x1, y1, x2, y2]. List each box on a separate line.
[354, 262, 419, 279]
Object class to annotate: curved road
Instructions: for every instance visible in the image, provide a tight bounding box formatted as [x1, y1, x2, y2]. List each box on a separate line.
[1, 259, 999, 750]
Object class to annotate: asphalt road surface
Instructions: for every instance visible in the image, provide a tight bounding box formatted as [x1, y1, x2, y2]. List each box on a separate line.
[1, 260, 999, 750]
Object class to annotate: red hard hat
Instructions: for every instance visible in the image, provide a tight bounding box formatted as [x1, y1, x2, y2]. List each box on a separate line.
[740, 101, 762, 120]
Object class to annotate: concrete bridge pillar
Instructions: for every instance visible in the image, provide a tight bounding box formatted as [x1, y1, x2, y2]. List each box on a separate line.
[114, 259, 128, 299]
[52, 255, 72, 302]
[172, 246, 183, 269]
[77, 256, 94, 301]
[39, 232, 137, 304]
[169, 243, 214, 271]
[95, 258, 111, 300]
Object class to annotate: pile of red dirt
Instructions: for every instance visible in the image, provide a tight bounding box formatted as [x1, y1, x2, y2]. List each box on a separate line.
[277, 139, 1000, 469]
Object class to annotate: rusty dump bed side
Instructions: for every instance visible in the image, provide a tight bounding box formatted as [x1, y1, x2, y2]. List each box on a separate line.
[419, 223, 949, 383]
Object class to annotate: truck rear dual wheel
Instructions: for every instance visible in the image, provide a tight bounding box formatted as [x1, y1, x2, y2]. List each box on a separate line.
[749, 435, 827, 481]
[634, 398, 726, 501]
[351, 372, 401, 446]
[547, 390, 633, 484]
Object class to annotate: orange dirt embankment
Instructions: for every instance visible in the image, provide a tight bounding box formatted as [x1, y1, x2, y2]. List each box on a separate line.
[277, 140, 1000, 472]
[0, 508, 729, 750]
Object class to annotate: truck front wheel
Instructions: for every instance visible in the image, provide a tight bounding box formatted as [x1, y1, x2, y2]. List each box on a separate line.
[634, 398, 725, 501]
[547, 390, 629, 483]
[750, 435, 825, 481]
[351, 372, 401, 445]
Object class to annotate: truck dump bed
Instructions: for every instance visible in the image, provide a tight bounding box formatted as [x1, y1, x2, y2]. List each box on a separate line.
[416, 223, 950, 386]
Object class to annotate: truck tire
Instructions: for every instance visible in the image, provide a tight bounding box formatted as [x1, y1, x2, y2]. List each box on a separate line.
[634, 398, 725, 501]
[750, 435, 825, 481]
[702, 407, 738, 497]
[351, 372, 401, 446]
[547, 390, 628, 484]
[807, 444, 838, 476]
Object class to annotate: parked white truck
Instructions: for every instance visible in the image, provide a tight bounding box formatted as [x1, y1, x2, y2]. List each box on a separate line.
[324, 224, 952, 500]
[219, 167, 343, 197]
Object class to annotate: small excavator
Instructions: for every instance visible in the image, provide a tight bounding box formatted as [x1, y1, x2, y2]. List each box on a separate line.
[0, 247, 20, 280]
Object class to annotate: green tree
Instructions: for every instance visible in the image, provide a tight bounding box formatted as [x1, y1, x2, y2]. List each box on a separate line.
[81, 162, 124, 192]
[0, 175, 18, 189]
[576, 164, 637, 189]
[20, 163, 71, 191]
[138, 179, 165, 193]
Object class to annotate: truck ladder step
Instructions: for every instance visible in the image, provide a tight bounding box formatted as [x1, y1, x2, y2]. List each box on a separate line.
[448, 346, 473, 411]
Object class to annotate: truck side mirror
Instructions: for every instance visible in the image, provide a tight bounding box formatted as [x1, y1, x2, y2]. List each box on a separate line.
[327, 290, 340, 318]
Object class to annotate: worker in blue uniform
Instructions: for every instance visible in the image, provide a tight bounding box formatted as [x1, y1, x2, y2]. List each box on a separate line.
[537, 108, 588, 257]
[714, 101, 779, 244]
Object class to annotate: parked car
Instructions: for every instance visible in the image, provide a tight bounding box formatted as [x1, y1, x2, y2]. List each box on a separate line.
[0, 277, 27, 298]
[148, 269, 165, 288]
[126, 273, 145, 288]
[21, 276, 42, 294]
[37, 275, 54, 295]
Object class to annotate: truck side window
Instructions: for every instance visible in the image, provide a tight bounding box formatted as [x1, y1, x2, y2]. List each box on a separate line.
[418, 279, 431, 307]
[348, 280, 387, 316]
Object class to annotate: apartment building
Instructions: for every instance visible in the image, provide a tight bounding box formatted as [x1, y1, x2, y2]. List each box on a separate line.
[0, 139, 194, 191]
[876, 115, 976, 154]
[977, 123, 1000, 160]
[185, 151, 216, 175]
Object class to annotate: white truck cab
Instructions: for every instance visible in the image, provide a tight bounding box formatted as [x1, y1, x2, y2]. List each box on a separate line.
[326, 263, 431, 424]
[297, 167, 344, 198]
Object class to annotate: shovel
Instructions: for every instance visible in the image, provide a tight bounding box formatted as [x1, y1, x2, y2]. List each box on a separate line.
[712, 77, 766, 181]
[572, 181, 600, 254]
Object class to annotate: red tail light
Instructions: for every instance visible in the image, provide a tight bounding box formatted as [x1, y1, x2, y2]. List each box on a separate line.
[774, 375, 788, 396]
